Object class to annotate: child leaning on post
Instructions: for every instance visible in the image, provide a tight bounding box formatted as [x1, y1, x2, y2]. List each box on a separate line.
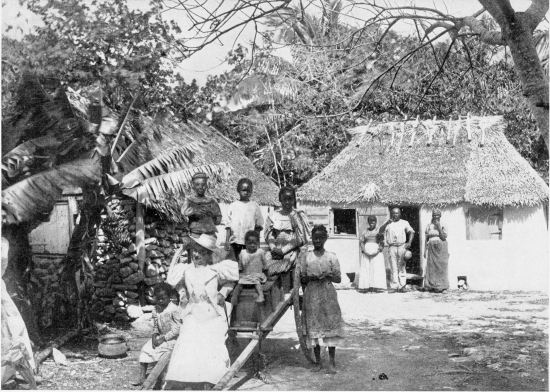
[132, 283, 180, 386]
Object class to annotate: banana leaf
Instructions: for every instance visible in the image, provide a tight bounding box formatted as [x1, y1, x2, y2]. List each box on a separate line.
[2, 157, 102, 225]
[120, 145, 202, 188]
[121, 163, 231, 205]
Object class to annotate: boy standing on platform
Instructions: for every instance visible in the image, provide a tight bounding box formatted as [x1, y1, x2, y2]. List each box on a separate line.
[224, 178, 264, 259]
[181, 172, 222, 238]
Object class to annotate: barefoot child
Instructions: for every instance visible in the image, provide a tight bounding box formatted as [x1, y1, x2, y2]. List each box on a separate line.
[134, 283, 180, 386]
[231, 230, 269, 306]
[224, 178, 264, 260]
[299, 225, 344, 374]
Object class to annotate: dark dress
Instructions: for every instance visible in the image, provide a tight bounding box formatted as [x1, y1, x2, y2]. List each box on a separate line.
[299, 250, 344, 348]
[181, 195, 222, 236]
[424, 223, 450, 291]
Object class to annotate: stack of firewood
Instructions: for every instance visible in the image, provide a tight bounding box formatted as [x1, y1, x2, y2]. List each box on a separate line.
[90, 197, 188, 322]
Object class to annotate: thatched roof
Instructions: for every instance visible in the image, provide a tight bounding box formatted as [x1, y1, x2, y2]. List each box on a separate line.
[143, 118, 279, 208]
[299, 116, 548, 207]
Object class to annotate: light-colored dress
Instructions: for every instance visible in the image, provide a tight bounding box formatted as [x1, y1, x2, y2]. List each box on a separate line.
[138, 302, 180, 363]
[238, 249, 268, 285]
[359, 229, 386, 290]
[424, 223, 449, 291]
[225, 200, 264, 246]
[164, 260, 238, 385]
[264, 209, 310, 275]
[299, 250, 344, 348]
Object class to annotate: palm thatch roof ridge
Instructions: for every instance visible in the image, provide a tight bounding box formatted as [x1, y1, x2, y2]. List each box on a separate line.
[143, 117, 279, 210]
[298, 115, 548, 207]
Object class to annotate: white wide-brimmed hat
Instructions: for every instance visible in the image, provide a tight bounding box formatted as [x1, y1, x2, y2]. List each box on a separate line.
[190, 234, 218, 252]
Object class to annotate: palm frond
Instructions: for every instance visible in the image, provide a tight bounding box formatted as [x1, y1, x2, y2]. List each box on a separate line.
[2, 157, 102, 224]
[121, 163, 231, 205]
[120, 144, 202, 188]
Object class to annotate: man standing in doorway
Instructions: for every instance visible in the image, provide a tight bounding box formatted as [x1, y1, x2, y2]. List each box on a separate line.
[384, 207, 415, 292]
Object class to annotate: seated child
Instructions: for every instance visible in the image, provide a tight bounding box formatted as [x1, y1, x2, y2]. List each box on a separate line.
[134, 283, 181, 386]
[231, 230, 269, 305]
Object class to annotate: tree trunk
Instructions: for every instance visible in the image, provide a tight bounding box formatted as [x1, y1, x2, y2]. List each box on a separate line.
[506, 24, 549, 148]
[480, 0, 549, 148]
[62, 185, 104, 330]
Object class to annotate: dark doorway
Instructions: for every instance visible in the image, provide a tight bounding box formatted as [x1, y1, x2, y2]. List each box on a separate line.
[398, 206, 421, 275]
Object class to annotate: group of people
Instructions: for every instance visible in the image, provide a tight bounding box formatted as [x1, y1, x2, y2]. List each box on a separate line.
[135, 173, 344, 389]
[357, 207, 450, 294]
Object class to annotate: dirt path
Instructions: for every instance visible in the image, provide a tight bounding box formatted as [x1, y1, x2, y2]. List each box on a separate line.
[37, 290, 548, 390]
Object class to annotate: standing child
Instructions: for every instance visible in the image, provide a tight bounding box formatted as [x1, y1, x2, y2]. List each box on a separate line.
[299, 225, 344, 374]
[181, 172, 222, 238]
[224, 178, 264, 260]
[231, 230, 269, 306]
[134, 283, 181, 386]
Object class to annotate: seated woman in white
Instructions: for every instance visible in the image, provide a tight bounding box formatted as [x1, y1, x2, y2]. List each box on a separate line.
[164, 234, 238, 390]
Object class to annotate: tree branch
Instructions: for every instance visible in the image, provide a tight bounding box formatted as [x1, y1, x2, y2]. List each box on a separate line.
[523, 0, 549, 31]
[461, 16, 505, 45]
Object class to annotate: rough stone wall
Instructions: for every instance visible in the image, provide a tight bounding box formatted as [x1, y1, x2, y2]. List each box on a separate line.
[29, 255, 66, 329]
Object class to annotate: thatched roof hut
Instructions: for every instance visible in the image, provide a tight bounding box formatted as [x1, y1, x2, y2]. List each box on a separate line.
[140, 118, 279, 218]
[299, 115, 548, 207]
[298, 115, 548, 291]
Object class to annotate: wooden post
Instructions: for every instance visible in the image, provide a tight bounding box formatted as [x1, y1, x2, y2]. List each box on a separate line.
[136, 199, 145, 272]
[213, 336, 261, 390]
[214, 294, 295, 390]
[141, 350, 171, 390]
[466, 113, 472, 142]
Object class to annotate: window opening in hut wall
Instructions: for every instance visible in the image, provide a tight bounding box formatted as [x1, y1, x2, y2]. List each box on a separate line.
[332, 209, 357, 236]
[465, 207, 503, 240]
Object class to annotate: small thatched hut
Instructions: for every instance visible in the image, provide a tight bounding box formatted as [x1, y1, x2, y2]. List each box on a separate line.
[139, 117, 279, 223]
[298, 115, 548, 291]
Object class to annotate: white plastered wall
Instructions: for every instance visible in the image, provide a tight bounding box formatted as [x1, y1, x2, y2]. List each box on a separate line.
[419, 204, 548, 291]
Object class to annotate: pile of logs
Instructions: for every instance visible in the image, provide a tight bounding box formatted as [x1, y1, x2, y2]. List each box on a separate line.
[90, 197, 188, 323]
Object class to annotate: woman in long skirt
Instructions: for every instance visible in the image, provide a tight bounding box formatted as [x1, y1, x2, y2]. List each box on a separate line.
[299, 225, 344, 374]
[358, 216, 386, 292]
[423, 209, 450, 293]
[164, 234, 238, 390]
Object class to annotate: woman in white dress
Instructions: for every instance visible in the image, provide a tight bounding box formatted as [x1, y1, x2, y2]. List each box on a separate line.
[358, 216, 386, 293]
[164, 234, 239, 390]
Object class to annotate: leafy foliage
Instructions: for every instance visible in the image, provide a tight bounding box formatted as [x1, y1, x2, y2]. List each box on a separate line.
[3, 0, 187, 116]
[202, 13, 548, 185]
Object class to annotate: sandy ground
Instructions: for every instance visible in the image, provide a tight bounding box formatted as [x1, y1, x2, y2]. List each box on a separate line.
[37, 289, 548, 390]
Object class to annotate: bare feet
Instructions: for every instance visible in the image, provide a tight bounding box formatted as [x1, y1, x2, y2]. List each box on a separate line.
[255, 295, 265, 303]
[130, 378, 145, 386]
[325, 363, 337, 374]
[311, 363, 323, 372]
